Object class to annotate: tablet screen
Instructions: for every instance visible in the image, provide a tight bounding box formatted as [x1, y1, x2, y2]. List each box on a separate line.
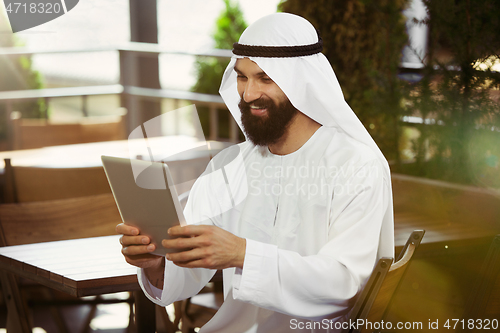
[102, 156, 186, 256]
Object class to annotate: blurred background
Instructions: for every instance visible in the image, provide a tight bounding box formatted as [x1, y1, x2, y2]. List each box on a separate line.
[1, 0, 499, 187]
[1, 0, 500, 332]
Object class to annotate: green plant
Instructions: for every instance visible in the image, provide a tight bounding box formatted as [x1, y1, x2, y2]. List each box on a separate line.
[0, 12, 46, 142]
[191, 0, 247, 139]
[402, 0, 500, 185]
[278, 0, 411, 163]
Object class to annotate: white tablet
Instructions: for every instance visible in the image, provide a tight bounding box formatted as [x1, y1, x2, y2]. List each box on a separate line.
[101, 155, 186, 256]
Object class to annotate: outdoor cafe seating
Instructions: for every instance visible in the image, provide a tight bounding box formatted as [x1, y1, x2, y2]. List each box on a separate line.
[0, 117, 499, 332]
[9, 108, 127, 150]
[3, 158, 111, 203]
[0, 193, 129, 332]
[0, 105, 131, 330]
[0, 100, 499, 331]
[0, 111, 230, 332]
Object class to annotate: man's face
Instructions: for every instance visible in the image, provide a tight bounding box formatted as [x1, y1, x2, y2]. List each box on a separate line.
[234, 58, 298, 146]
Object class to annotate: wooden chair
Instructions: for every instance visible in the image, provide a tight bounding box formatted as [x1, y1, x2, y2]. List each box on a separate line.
[458, 234, 500, 331]
[179, 232, 425, 333]
[9, 108, 127, 150]
[3, 158, 111, 203]
[179, 271, 224, 333]
[0, 194, 127, 333]
[342, 230, 425, 333]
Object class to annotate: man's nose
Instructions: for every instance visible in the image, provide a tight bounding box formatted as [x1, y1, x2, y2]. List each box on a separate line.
[243, 81, 262, 103]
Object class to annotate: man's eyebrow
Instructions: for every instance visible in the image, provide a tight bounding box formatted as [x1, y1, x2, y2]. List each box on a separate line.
[255, 71, 269, 78]
[234, 66, 269, 78]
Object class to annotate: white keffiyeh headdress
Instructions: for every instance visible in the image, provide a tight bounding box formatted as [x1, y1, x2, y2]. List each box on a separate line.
[220, 13, 388, 167]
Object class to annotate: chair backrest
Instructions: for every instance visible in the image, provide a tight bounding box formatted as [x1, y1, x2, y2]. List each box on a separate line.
[343, 230, 425, 333]
[0, 193, 121, 246]
[460, 234, 500, 327]
[9, 109, 127, 150]
[3, 158, 112, 203]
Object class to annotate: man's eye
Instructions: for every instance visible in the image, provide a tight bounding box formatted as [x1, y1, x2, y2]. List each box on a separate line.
[261, 77, 273, 83]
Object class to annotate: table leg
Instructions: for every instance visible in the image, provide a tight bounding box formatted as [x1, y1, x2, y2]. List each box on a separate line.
[134, 290, 156, 333]
[156, 304, 178, 333]
[0, 271, 31, 333]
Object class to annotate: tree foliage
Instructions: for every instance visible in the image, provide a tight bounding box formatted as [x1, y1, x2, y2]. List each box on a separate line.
[192, 0, 247, 139]
[403, 0, 500, 185]
[0, 13, 45, 142]
[278, 0, 410, 162]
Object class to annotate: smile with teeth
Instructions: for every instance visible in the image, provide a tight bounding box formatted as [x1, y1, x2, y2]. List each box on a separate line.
[250, 105, 267, 116]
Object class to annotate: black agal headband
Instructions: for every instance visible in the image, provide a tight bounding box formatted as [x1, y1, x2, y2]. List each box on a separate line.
[232, 33, 323, 58]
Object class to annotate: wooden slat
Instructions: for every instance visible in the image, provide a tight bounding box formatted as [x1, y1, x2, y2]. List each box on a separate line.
[0, 260, 79, 297]
[392, 173, 500, 256]
[392, 173, 500, 229]
[0, 192, 136, 300]
[8, 165, 112, 202]
[394, 211, 497, 252]
[11, 112, 126, 150]
[0, 195, 121, 246]
[344, 231, 425, 333]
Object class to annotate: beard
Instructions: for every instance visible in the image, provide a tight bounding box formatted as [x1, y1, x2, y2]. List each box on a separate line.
[239, 97, 298, 147]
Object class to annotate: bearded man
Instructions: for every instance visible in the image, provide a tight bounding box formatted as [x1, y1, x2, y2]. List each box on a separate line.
[117, 13, 394, 333]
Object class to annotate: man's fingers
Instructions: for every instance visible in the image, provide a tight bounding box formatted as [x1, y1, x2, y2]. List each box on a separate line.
[171, 259, 207, 269]
[168, 225, 209, 238]
[122, 243, 156, 256]
[162, 235, 207, 251]
[167, 249, 217, 269]
[124, 253, 158, 263]
[116, 223, 139, 236]
[168, 250, 218, 269]
[123, 253, 163, 269]
[166, 247, 205, 263]
[120, 235, 151, 247]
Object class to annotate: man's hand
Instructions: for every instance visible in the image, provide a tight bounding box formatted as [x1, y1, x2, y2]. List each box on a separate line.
[116, 223, 165, 289]
[163, 225, 246, 270]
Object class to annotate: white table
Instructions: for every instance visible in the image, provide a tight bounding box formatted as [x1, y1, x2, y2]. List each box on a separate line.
[0, 135, 232, 169]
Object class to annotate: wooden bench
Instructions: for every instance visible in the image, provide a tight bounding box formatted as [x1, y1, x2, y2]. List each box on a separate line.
[9, 109, 127, 150]
[3, 159, 112, 203]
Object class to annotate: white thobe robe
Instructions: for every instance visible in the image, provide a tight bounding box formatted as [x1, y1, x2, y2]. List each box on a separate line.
[138, 126, 394, 332]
